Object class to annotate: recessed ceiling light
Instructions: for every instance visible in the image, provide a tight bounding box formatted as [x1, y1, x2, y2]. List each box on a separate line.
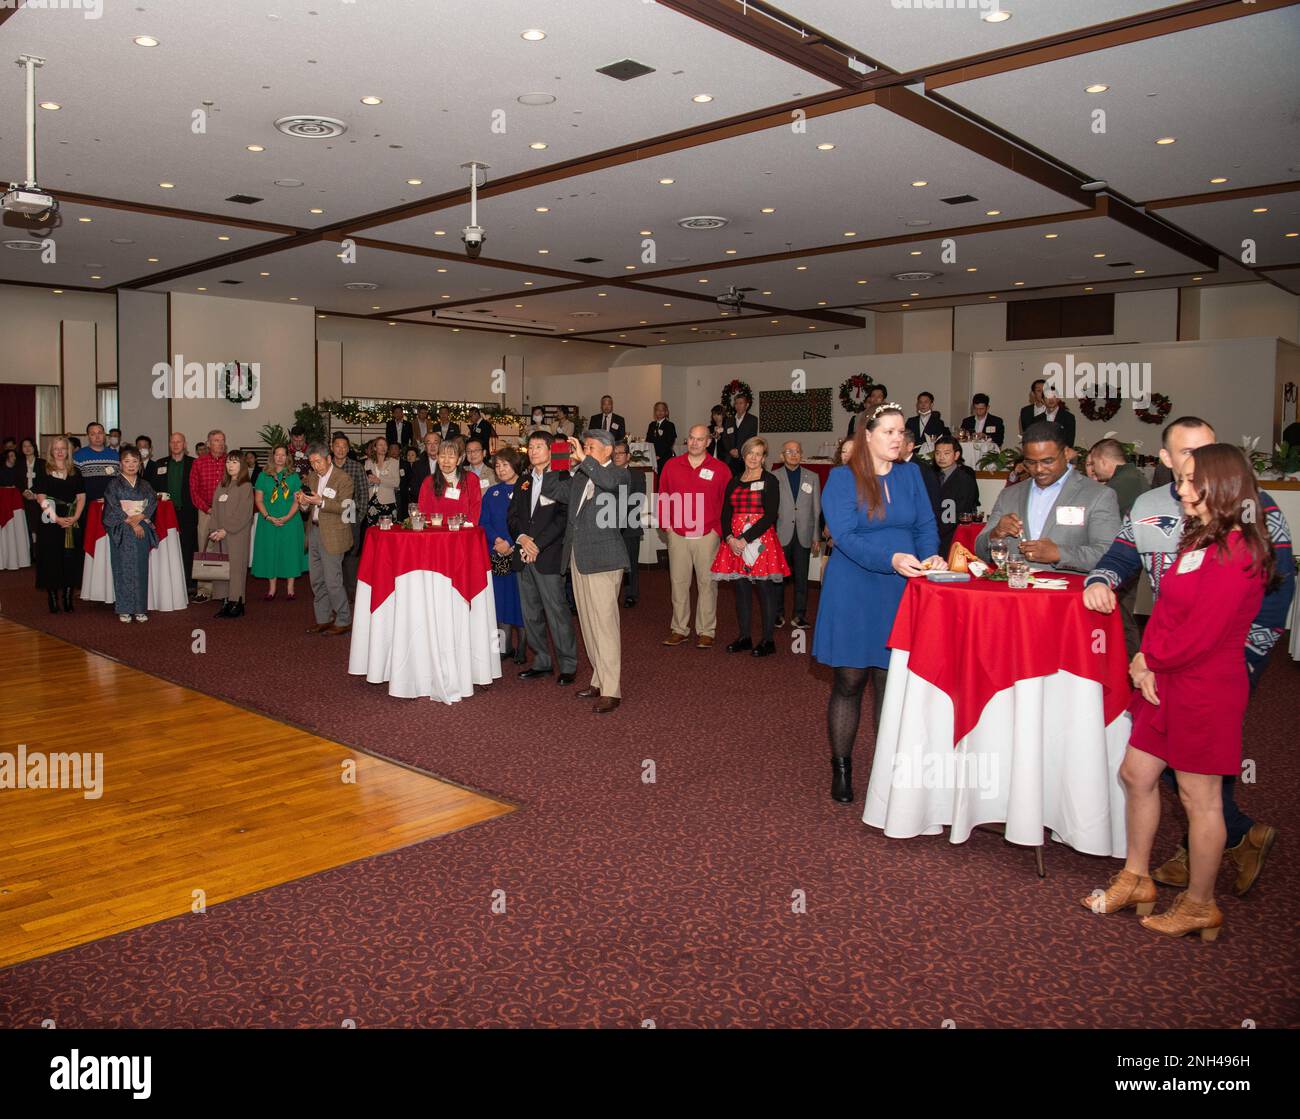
[77, 216, 92, 223]
[1286, 232, 1299, 238]
[1252, 207, 1269, 214]
[911, 180, 928, 187]
[521, 29, 546, 41]
[146, 257, 159, 263]
[1084, 286, 1093, 292]
[89, 274, 102, 280]
[625, 265, 637, 270]
[515, 304, 524, 308]
[433, 230, 446, 236]
[309, 208, 324, 214]
[259, 271, 269, 276]
[982, 10, 1012, 23]
[619, 334, 627, 338]
[529, 141, 548, 150]
[856, 280, 867, 285]
[658, 178, 675, 185]
[1044, 233, 1058, 239]
[909, 251, 922, 256]
[817, 301, 827, 306]
[360, 96, 383, 106]
[692, 94, 713, 103]
[440, 294, 450, 298]
[1093, 252, 1106, 258]
[985, 209, 1001, 216]
[538, 248, 549, 254]
[808, 326, 817, 330]
[196, 287, 207, 292]
[697, 278, 709, 283]
[39, 101, 60, 111]
[910, 292, 920, 297]
[663, 303, 672, 307]
[1192, 277, 1203, 281]
[795, 265, 808, 271]
[1134, 269, 1146, 274]
[639, 229, 652, 235]
[724, 248, 738, 255]
[901, 303, 910, 308]
[844, 231, 857, 237]
[246, 145, 265, 152]
[52, 289, 63, 294]
[517, 92, 557, 106]
[451, 328, 460, 332]
[761, 291, 772, 295]
[407, 178, 423, 186]
[1155, 137, 1176, 145]
[371, 305, 380, 310]
[760, 207, 775, 214]
[159, 182, 175, 189]
[770, 320, 779, 324]
[817, 144, 835, 151]
[1085, 84, 1109, 94]
[639, 320, 648, 325]
[318, 314, 327, 319]
[597, 292, 608, 297]
[523, 281, 534, 285]
[289, 296, 299, 301]
[534, 206, 551, 213]
[988, 294, 997, 299]
[1209, 177, 1228, 184]
[1013, 281, 1025, 286]
[966, 267, 977, 272]
[133, 35, 159, 47]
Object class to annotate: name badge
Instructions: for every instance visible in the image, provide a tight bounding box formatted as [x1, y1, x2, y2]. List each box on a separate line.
[322, 486, 337, 499]
[218, 493, 229, 502]
[1177, 548, 1206, 575]
[727, 427, 735, 435]
[698, 468, 714, 481]
[1055, 505, 1085, 526]
[800, 481, 813, 494]
[611, 422, 620, 431]
[445, 487, 460, 500]
[749, 481, 764, 492]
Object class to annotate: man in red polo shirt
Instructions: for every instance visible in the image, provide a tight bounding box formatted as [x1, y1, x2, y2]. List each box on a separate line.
[657, 423, 730, 649]
[188, 428, 227, 602]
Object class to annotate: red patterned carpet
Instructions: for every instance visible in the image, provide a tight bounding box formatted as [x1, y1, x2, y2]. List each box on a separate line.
[1, 564, 1297, 1028]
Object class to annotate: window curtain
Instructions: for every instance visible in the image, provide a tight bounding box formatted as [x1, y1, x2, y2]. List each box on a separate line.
[0, 384, 37, 445]
[97, 386, 120, 433]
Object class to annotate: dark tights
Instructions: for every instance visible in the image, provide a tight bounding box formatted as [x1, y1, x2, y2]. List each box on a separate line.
[828, 666, 888, 760]
[734, 579, 779, 643]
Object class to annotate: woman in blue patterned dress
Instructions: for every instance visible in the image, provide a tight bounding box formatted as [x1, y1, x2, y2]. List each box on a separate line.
[812, 404, 943, 803]
[102, 445, 159, 623]
[480, 446, 527, 664]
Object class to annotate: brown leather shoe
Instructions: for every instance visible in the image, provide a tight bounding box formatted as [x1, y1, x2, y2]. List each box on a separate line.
[1140, 892, 1223, 941]
[306, 620, 334, 634]
[696, 635, 714, 649]
[1226, 823, 1277, 896]
[662, 631, 690, 647]
[593, 697, 620, 714]
[1080, 869, 1157, 915]
[1151, 846, 1189, 888]
[575, 686, 601, 700]
[323, 623, 351, 635]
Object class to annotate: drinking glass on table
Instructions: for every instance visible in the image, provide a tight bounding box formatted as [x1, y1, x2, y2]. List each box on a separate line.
[379, 514, 393, 531]
[448, 513, 463, 532]
[1006, 558, 1030, 589]
[989, 538, 1009, 568]
[407, 503, 419, 522]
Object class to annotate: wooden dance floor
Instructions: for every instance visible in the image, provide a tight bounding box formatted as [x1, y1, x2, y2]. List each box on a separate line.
[0, 618, 511, 969]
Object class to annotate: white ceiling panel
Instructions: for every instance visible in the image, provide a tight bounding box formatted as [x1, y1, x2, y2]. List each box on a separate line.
[940, 7, 1300, 201]
[1152, 192, 1300, 270]
[779, 0, 1179, 73]
[0, 0, 832, 229]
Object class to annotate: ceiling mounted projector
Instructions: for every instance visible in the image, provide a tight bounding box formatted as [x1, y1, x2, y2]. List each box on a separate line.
[3, 55, 58, 222]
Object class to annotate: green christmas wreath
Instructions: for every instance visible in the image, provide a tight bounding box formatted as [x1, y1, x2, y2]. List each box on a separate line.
[838, 373, 875, 414]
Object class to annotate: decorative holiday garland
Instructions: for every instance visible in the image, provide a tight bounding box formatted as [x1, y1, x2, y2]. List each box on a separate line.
[223, 362, 257, 406]
[720, 379, 753, 415]
[838, 373, 875, 414]
[1135, 392, 1173, 425]
[319, 399, 522, 428]
[1079, 394, 1121, 423]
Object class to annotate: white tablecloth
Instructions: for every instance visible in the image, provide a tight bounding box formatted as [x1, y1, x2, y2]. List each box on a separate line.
[960, 440, 998, 469]
[636, 470, 665, 566]
[864, 649, 1130, 858]
[81, 520, 189, 611]
[0, 507, 30, 570]
[348, 569, 501, 703]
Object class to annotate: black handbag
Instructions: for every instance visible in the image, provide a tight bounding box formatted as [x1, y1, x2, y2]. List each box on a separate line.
[491, 546, 515, 577]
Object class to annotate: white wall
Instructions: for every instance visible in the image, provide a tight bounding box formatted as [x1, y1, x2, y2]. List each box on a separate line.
[954, 288, 1179, 352]
[1197, 282, 1300, 346]
[117, 290, 169, 441]
[0, 284, 117, 385]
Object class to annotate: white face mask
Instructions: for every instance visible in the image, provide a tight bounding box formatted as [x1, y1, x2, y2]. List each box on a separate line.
[139, 449, 150, 459]
[532, 414, 544, 425]
[108, 437, 120, 448]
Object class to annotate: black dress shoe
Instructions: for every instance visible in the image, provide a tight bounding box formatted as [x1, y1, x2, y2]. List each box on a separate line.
[751, 639, 776, 657]
[725, 637, 752, 653]
[62, 588, 74, 612]
[623, 597, 637, 607]
[229, 599, 245, 618]
[557, 673, 576, 686]
[48, 590, 60, 614]
[215, 600, 233, 618]
[831, 758, 853, 803]
[518, 668, 552, 680]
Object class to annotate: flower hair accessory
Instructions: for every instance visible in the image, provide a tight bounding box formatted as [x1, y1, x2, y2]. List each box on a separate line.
[871, 402, 903, 420]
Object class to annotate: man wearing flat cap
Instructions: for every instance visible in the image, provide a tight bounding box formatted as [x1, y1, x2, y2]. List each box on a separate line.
[562, 428, 634, 714]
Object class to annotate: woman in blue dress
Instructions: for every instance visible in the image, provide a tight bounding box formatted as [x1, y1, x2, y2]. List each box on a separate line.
[812, 404, 944, 803]
[480, 445, 527, 665]
[102, 445, 159, 623]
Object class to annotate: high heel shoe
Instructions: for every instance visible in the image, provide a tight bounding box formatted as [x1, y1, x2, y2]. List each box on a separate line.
[62, 588, 74, 612]
[1140, 892, 1223, 941]
[831, 758, 853, 803]
[215, 599, 233, 618]
[263, 591, 276, 602]
[47, 590, 60, 614]
[228, 599, 245, 618]
[1079, 869, 1157, 915]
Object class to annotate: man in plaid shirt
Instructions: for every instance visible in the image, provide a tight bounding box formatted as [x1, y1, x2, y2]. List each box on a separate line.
[1084, 416, 1295, 897]
[188, 429, 228, 602]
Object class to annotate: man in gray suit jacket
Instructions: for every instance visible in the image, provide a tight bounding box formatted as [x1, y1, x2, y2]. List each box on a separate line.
[975, 421, 1120, 574]
[775, 440, 822, 629]
[562, 429, 634, 714]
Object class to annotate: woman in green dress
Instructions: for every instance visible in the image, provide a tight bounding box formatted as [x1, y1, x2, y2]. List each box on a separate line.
[252, 444, 307, 600]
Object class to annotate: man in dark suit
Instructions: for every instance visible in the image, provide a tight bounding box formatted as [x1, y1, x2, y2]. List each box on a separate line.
[508, 430, 577, 686]
[465, 407, 495, 452]
[1018, 378, 1048, 435]
[932, 435, 979, 555]
[384, 405, 412, 450]
[562, 428, 633, 714]
[591, 395, 625, 439]
[411, 404, 434, 445]
[901, 430, 942, 525]
[149, 431, 198, 593]
[959, 393, 1005, 447]
[401, 431, 441, 512]
[1040, 386, 1076, 449]
[645, 401, 676, 476]
[434, 406, 460, 442]
[721, 391, 758, 475]
[847, 384, 886, 438]
[904, 391, 949, 446]
[612, 439, 647, 607]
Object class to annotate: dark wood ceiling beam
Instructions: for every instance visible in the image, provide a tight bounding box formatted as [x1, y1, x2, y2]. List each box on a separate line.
[317, 308, 646, 348]
[1097, 195, 1219, 271]
[350, 237, 596, 282]
[1143, 180, 1300, 210]
[378, 281, 598, 319]
[120, 229, 329, 289]
[51, 191, 303, 235]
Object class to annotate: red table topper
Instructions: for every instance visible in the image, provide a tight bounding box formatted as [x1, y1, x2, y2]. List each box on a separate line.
[0, 487, 23, 529]
[357, 525, 489, 609]
[887, 573, 1131, 746]
[952, 521, 983, 555]
[83, 497, 179, 555]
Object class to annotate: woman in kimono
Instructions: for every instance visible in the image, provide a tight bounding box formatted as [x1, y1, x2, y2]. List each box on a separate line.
[102, 444, 159, 623]
[33, 436, 84, 613]
[207, 451, 257, 618]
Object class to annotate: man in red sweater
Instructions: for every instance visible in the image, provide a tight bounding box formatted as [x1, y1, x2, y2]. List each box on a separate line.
[188, 429, 227, 602]
[658, 424, 730, 649]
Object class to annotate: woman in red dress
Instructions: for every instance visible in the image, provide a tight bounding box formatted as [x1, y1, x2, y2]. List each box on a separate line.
[1081, 444, 1276, 940]
[418, 437, 482, 525]
[711, 436, 791, 657]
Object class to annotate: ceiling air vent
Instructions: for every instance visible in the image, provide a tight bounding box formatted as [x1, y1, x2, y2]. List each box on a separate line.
[941, 194, 978, 205]
[573, 256, 603, 264]
[569, 311, 599, 318]
[225, 194, 263, 205]
[677, 216, 729, 231]
[274, 114, 348, 139]
[1106, 261, 1135, 268]
[344, 282, 379, 291]
[596, 59, 656, 81]
[3, 239, 45, 251]
[891, 271, 940, 282]
[218, 279, 243, 285]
